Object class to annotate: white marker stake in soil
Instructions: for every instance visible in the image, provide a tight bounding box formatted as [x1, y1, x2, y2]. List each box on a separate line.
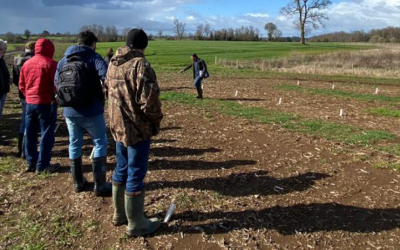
[278, 98, 282, 105]
[235, 90, 238, 97]
[297, 81, 300, 86]
[340, 109, 344, 117]
[163, 203, 176, 223]
[332, 84, 335, 90]
[201, 84, 204, 90]
[375, 88, 379, 95]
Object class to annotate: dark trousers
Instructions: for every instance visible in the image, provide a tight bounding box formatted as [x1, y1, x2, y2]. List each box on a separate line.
[25, 104, 57, 170]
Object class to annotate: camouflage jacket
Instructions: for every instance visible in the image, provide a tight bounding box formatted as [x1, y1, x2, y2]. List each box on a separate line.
[105, 46, 163, 147]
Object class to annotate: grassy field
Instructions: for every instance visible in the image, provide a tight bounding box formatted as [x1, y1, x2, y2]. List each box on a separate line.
[8, 40, 372, 69]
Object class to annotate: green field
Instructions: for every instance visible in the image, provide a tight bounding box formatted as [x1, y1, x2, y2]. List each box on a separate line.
[8, 40, 372, 71]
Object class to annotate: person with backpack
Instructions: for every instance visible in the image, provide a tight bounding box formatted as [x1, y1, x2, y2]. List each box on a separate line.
[13, 41, 35, 158]
[179, 53, 209, 99]
[19, 39, 58, 174]
[0, 39, 11, 122]
[106, 29, 163, 237]
[55, 31, 111, 196]
[104, 48, 114, 65]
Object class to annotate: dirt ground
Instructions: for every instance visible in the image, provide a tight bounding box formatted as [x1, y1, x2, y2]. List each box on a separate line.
[1, 72, 400, 250]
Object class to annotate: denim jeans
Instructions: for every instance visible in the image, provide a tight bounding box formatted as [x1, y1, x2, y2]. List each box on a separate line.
[0, 94, 6, 121]
[65, 114, 107, 160]
[113, 140, 151, 193]
[25, 104, 57, 170]
[19, 99, 27, 134]
[193, 77, 202, 88]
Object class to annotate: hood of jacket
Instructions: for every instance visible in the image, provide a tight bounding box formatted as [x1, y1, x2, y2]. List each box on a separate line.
[35, 39, 55, 59]
[64, 45, 96, 59]
[111, 46, 144, 67]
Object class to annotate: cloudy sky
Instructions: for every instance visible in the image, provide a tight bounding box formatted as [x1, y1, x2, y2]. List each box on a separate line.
[0, 0, 400, 36]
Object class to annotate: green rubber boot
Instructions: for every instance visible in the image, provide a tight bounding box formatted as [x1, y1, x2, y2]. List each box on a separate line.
[125, 192, 160, 237]
[112, 183, 127, 226]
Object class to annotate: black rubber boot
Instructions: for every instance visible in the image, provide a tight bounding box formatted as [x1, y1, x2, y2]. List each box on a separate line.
[17, 133, 24, 158]
[25, 162, 36, 173]
[196, 86, 203, 99]
[125, 191, 160, 237]
[92, 156, 112, 196]
[71, 157, 87, 193]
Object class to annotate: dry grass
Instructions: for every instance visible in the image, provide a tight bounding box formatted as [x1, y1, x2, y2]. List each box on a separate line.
[217, 44, 400, 78]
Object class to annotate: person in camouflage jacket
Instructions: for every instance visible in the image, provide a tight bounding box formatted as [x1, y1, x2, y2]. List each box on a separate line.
[105, 29, 163, 237]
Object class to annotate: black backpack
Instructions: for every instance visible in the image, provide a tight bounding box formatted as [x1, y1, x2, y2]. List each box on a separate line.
[201, 60, 210, 78]
[56, 56, 94, 107]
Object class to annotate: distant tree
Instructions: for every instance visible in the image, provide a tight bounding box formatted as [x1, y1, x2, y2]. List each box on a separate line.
[369, 35, 380, 43]
[5, 32, 16, 43]
[172, 18, 186, 40]
[195, 24, 204, 40]
[121, 27, 131, 37]
[203, 24, 211, 39]
[41, 30, 51, 36]
[273, 29, 283, 41]
[157, 30, 163, 39]
[280, 0, 332, 44]
[24, 29, 31, 39]
[390, 37, 399, 43]
[378, 37, 388, 43]
[264, 22, 278, 41]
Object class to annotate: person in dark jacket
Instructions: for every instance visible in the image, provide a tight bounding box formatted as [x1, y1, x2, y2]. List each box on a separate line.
[19, 39, 58, 174]
[0, 39, 11, 121]
[13, 41, 35, 157]
[55, 31, 111, 196]
[104, 48, 114, 65]
[179, 53, 208, 99]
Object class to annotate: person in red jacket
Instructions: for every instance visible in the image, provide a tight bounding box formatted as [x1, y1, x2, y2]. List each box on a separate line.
[19, 39, 58, 174]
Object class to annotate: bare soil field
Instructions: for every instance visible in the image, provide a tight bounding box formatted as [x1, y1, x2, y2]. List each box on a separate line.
[1, 72, 400, 250]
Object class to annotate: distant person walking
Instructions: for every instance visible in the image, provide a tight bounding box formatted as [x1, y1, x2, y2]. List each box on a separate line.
[0, 39, 11, 122]
[55, 31, 111, 195]
[19, 39, 58, 174]
[179, 53, 209, 99]
[106, 29, 163, 237]
[104, 48, 114, 65]
[13, 41, 36, 157]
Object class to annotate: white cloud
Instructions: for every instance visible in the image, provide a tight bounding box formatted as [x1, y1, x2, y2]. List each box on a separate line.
[186, 15, 196, 21]
[245, 13, 270, 18]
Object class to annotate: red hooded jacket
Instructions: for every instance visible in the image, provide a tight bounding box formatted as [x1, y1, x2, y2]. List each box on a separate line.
[19, 39, 57, 105]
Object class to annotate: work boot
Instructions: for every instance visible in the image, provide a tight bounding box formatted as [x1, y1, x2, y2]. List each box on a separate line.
[112, 183, 128, 226]
[17, 133, 24, 158]
[35, 164, 61, 175]
[92, 156, 112, 196]
[125, 191, 160, 237]
[196, 86, 203, 99]
[70, 157, 87, 193]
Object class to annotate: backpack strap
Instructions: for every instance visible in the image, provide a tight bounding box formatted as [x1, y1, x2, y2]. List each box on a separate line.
[66, 55, 84, 63]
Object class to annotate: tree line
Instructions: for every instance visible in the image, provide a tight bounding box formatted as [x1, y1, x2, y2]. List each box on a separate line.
[309, 27, 400, 43]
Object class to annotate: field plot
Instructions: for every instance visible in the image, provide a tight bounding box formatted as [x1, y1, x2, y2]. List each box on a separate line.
[1, 42, 400, 249]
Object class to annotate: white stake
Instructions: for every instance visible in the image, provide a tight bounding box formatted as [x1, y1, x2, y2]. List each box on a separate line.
[201, 84, 204, 90]
[163, 203, 176, 223]
[278, 98, 282, 105]
[332, 84, 335, 90]
[340, 109, 344, 117]
[375, 88, 379, 95]
[297, 81, 300, 86]
[235, 90, 238, 97]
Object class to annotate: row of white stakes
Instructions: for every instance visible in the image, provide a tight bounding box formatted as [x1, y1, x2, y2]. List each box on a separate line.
[233, 82, 381, 118]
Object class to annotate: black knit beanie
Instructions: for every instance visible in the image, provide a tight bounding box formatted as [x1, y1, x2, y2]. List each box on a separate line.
[126, 29, 148, 49]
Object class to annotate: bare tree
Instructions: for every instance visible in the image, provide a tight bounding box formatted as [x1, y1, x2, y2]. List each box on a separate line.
[172, 18, 186, 40]
[280, 0, 332, 44]
[264, 23, 278, 41]
[157, 30, 163, 39]
[203, 24, 211, 39]
[273, 29, 283, 40]
[195, 24, 204, 40]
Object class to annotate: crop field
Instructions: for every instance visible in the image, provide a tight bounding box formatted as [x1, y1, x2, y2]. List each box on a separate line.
[1, 41, 400, 249]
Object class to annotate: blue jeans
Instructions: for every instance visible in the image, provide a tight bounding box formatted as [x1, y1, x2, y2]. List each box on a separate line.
[20, 99, 27, 134]
[194, 77, 202, 88]
[25, 104, 57, 170]
[0, 94, 6, 121]
[65, 114, 107, 160]
[113, 140, 151, 193]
